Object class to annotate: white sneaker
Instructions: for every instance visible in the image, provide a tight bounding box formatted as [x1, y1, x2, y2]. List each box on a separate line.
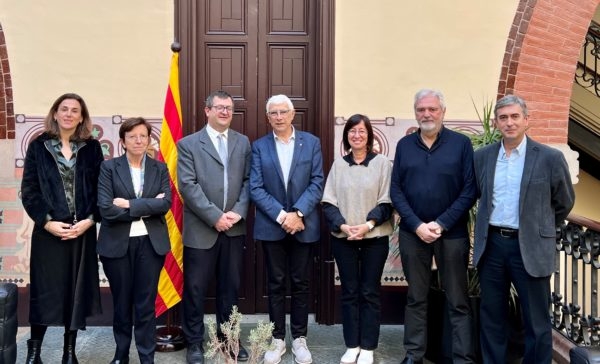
[292, 337, 312, 364]
[356, 349, 373, 364]
[340, 347, 360, 364]
[264, 338, 286, 364]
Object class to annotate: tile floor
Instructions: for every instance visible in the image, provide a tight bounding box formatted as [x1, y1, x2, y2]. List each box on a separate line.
[14, 316, 428, 363]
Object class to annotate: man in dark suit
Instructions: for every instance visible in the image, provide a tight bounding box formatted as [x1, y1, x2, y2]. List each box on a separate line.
[473, 94, 575, 364]
[391, 89, 477, 364]
[250, 94, 324, 364]
[178, 90, 251, 364]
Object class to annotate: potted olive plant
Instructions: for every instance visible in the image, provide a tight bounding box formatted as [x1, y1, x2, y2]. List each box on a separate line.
[204, 306, 274, 364]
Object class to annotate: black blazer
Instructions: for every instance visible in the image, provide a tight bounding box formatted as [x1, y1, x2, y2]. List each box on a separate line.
[97, 154, 172, 258]
[21, 133, 104, 227]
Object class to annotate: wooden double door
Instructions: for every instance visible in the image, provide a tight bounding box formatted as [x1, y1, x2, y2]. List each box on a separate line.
[175, 0, 336, 323]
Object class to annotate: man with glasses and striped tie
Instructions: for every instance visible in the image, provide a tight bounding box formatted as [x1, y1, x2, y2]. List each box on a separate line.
[177, 90, 252, 364]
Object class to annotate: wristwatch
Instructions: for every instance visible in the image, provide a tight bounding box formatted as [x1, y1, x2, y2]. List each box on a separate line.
[366, 221, 375, 231]
[296, 210, 304, 218]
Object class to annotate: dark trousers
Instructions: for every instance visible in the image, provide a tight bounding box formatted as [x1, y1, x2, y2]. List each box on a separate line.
[182, 234, 245, 344]
[332, 235, 389, 350]
[398, 229, 474, 363]
[262, 237, 312, 340]
[479, 230, 552, 364]
[101, 235, 165, 364]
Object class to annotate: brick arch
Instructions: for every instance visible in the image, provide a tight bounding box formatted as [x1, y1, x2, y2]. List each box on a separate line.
[0, 22, 14, 140]
[498, 0, 600, 144]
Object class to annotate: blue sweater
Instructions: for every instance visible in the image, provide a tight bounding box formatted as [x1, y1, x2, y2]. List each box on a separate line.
[390, 127, 476, 239]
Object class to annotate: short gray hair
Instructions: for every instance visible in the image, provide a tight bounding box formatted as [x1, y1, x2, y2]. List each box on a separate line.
[494, 94, 528, 118]
[414, 89, 446, 111]
[266, 94, 294, 112]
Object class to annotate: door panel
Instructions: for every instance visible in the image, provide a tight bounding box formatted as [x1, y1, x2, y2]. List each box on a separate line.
[176, 0, 336, 323]
[207, 0, 244, 32]
[257, 0, 317, 313]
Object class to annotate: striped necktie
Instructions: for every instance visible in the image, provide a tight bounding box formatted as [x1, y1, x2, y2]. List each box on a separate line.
[217, 133, 228, 209]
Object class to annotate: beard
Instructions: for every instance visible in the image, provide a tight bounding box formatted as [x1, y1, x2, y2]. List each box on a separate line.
[418, 120, 438, 132]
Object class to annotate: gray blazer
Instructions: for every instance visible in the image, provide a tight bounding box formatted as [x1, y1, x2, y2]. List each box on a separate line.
[177, 126, 251, 249]
[473, 137, 575, 277]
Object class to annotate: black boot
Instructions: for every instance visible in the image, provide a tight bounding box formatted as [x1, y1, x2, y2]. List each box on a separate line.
[25, 339, 43, 364]
[62, 331, 79, 364]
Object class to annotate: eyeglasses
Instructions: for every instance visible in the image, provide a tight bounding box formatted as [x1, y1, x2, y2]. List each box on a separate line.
[348, 129, 367, 136]
[125, 135, 149, 142]
[211, 105, 234, 113]
[267, 109, 290, 117]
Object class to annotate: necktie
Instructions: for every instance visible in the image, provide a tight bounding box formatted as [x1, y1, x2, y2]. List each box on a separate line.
[217, 133, 228, 209]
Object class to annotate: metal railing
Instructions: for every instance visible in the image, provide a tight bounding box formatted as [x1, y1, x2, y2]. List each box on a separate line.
[553, 214, 600, 345]
[575, 21, 600, 97]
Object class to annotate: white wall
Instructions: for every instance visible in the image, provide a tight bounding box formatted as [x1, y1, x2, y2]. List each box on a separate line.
[0, 0, 173, 116]
[335, 0, 519, 120]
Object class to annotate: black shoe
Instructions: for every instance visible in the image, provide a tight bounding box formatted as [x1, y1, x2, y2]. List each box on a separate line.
[186, 343, 204, 364]
[62, 332, 79, 364]
[237, 342, 249, 362]
[401, 357, 423, 364]
[25, 339, 43, 364]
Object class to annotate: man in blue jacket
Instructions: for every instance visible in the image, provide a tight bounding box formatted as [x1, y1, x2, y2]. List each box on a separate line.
[250, 94, 324, 364]
[391, 89, 477, 364]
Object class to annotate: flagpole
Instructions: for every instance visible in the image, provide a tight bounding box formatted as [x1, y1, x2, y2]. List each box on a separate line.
[155, 40, 185, 352]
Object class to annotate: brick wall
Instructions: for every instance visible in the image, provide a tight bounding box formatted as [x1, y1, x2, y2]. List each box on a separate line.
[0, 22, 15, 140]
[498, 0, 600, 144]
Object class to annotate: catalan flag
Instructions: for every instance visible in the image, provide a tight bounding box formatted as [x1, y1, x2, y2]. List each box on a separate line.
[155, 51, 184, 317]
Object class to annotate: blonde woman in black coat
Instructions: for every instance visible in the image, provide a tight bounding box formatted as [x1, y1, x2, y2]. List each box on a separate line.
[21, 93, 104, 364]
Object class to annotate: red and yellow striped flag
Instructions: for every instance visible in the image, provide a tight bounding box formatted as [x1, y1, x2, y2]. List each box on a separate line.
[155, 51, 184, 317]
